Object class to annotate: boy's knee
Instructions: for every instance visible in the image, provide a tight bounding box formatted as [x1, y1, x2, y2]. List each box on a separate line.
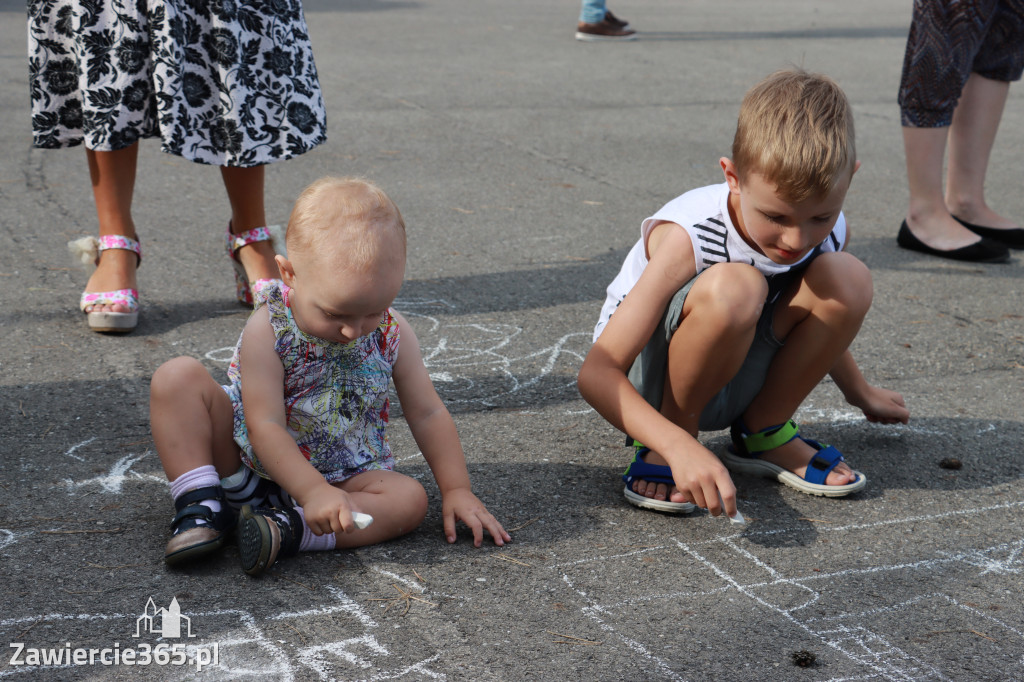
[687, 263, 767, 326]
[813, 252, 873, 314]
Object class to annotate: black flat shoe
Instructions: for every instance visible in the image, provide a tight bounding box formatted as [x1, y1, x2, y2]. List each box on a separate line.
[897, 221, 1010, 263]
[952, 216, 1024, 249]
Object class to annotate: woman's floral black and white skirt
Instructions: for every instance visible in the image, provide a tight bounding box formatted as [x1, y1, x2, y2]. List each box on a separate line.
[28, 0, 327, 167]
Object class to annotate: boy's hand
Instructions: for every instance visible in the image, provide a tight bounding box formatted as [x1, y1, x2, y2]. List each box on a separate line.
[847, 385, 910, 425]
[298, 484, 360, 536]
[441, 487, 511, 547]
[663, 444, 738, 518]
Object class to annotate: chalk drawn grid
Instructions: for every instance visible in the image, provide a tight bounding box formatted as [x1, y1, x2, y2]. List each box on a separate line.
[3, 492, 1023, 680]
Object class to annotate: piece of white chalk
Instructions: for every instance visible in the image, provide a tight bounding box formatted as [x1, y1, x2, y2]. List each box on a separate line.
[718, 493, 746, 525]
[352, 512, 374, 529]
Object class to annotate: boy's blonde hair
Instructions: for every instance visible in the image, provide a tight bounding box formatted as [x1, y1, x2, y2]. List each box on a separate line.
[731, 69, 856, 203]
[286, 176, 406, 271]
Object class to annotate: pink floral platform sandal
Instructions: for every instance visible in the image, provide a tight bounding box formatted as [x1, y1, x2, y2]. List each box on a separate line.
[225, 223, 286, 307]
[68, 235, 141, 333]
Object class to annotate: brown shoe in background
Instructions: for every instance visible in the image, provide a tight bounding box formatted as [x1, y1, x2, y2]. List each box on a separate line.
[576, 16, 637, 41]
[602, 10, 631, 30]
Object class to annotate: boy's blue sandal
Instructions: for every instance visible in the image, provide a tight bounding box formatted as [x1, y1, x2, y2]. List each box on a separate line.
[164, 485, 237, 565]
[722, 419, 866, 497]
[622, 448, 697, 514]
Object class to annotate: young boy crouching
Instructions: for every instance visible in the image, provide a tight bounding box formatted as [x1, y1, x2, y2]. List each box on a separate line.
[578, 69, 910, 518]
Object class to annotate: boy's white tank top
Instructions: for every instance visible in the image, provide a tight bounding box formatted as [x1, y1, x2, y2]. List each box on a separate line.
[593, 182, 847, 341]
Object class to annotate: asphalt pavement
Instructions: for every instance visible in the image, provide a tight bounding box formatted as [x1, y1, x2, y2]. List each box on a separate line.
[1, 0, 1023, 680]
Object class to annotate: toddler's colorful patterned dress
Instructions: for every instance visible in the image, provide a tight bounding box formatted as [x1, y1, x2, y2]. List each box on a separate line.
[223, 282, 400, 483]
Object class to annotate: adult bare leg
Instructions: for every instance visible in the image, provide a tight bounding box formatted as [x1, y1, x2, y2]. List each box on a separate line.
[945, 73, 1016, 229]
[221, 164, 280, 282]
[84, 145, 140, 314]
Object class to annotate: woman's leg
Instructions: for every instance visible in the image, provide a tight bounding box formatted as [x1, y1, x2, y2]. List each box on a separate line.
[897, 0, 1000, 249]
[220, 165, 280, 282]
[902, 126, 986, 250]
[945, 73, 1016, 228]
[84, 145, 140, 313]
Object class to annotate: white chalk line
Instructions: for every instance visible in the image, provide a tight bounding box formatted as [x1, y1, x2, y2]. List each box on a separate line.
[548, 498, 1024, 681]
[63, 437, 95, 461]
[669, 539, 952, 681]
[31, 312, 1024, 679]
[560, 573, 685, 682]
[62, 451, 165, 494]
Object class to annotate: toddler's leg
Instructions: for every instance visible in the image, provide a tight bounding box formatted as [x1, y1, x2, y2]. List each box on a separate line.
[332, 470, 429, 548]
[150, 357, 241, 564]
[740, 252, 872, 485]
[634, 263, 767, 502]
[151, 357, 241, 480]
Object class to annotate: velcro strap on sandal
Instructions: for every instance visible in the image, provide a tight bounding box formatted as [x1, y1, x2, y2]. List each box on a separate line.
[278, 507, 303, 558]
[803, 445, 844, 485]
[170, 503, 215, 530]
[622, 448, 675, 485]
[738, 419, 800, 455]
[174, 485, 224, 511]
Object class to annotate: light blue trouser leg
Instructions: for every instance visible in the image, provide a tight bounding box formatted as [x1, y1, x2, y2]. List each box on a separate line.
[580, 0, 608, 24]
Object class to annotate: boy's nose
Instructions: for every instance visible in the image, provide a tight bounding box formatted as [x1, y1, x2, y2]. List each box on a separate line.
[780, 234, 811, 253]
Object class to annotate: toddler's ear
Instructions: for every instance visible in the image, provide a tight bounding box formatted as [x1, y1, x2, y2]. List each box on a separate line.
[276, 255, 296, 286]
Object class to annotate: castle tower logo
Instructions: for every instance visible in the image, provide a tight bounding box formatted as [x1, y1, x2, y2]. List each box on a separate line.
[134, 597, 195, 639]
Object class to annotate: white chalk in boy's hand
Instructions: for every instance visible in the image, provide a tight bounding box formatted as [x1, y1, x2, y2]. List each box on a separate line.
[352, 512, 374, 529]
[718, 493, 746, 526]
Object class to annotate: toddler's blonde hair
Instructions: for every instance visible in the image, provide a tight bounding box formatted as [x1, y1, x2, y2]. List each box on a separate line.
[286, 176, 406, 271]
[731, 69, 856, 202]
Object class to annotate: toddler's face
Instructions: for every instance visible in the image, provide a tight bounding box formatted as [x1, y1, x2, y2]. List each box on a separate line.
[282, 252, 404, 345]
[726, 169, 854, 265]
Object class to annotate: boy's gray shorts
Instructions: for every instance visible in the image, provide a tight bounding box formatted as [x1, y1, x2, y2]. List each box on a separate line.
[626, 271, 785, 432]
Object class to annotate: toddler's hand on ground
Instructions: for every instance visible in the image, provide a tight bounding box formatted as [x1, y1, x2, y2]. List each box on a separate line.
[849, 385, 910, 424]
[441, 487, 511, 547]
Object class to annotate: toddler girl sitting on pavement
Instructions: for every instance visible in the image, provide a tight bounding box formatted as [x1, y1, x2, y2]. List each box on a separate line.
[151, 177, 509, 575]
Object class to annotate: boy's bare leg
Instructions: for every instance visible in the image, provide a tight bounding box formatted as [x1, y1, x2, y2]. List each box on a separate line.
[220, 165, 280, 282]
[330, 470, 429, 548]
[741, 252, 872, 485]
[634, 264, 767, 502]
[84, 145, 139, 314]
[150, 357, 242, 480]
[945, 74, 1015, 228]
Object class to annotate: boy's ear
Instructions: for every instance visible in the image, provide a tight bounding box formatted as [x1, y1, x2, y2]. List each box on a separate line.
[276, 255, 296, 287]
[720, 157, 741, 193]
